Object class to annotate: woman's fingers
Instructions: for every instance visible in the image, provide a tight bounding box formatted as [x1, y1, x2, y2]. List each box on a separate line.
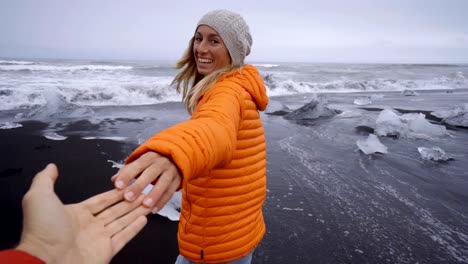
[82, 189, 124, 215]
[111, 215, 148, 254]
[145, 168, 181, 211]
[115, 151, 181, 209]
[114, 152, 160, 191]
[123, 163, 163, 202]
[96, 195, 144, 225]
[110, 174, 118, 182]
[152, 179, 181, 214]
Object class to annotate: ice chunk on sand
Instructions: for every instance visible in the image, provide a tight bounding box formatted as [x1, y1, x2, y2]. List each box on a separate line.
[401, 90, 419, 96]
[0, 122, 22, 129]
[418, 147, 453, 161]
[353, 97, 372, 105]
[444, 113, 468, 127]
[356, 134, 388, 154]
[107, 160, 124, 169]
[432, 104, 467, 118]
[369, 94, 385, 99]
[284, 97, 339, 120]
[432, 104, 468, 127]
[142, 185, 181, 221]
[338, 110, 363, 118]
[82, 136, 127, 141]
[44, 132, 67, 140]
[156, 191, 182, 221]
[375, 109, 405, 137]
[376, 109, 447, 139]
[403, 113, 447, 137]
[265, 100, 290, 114]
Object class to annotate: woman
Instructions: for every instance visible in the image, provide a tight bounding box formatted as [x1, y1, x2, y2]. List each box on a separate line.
[113, 9, 269, 263]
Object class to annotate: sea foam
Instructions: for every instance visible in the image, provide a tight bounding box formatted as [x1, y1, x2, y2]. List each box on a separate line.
[1, 60, 467, 111]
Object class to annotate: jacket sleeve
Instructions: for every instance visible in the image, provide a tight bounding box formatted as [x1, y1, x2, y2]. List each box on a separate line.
[126, 84, 243, 182]
[0, 249, 45, 264]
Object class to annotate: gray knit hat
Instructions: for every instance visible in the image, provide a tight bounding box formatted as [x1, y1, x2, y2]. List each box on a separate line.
[196, 9, 253, 67]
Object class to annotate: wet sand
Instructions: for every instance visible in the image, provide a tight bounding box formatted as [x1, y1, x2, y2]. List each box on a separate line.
[1, 89, 468, 263]
[0, 120, 179, 264]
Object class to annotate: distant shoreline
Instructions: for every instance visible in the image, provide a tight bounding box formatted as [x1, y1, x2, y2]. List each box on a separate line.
[1, 57, 468, 66]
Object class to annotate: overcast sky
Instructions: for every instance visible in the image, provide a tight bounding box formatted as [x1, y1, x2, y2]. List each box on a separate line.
[1, 0, 467, 63]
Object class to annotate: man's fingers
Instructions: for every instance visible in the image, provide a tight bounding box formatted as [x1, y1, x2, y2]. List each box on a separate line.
[105, 205, 151, 237]
[30, 163, 59, 192]
[81, 189, 125, 215]
[111, 215, 148, 254]
[96, 195, 144, 225]
[22, 164, 60, 220]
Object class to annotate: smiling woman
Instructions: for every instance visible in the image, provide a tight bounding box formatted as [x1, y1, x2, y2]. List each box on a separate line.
[171, 9, 254, 113]
[193, 25, 231, 76]
[112, 9, 268, 264]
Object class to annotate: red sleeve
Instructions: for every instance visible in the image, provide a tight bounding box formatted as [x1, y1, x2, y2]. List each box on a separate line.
[0, 249, 45, 264]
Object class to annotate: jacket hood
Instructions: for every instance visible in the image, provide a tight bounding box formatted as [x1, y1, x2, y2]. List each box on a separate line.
[219, 65, 269, 111]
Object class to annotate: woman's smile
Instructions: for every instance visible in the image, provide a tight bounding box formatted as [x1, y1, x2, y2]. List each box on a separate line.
[193, 25, 231, 75]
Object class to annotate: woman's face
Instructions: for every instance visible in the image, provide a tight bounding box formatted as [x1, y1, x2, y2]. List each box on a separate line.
[193, 25, 231, 76]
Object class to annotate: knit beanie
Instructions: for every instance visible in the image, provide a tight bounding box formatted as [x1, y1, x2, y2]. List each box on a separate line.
[196, 9, 253, 67]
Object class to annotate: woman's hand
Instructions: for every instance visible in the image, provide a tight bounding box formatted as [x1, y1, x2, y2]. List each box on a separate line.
[113, 152, 182, 213]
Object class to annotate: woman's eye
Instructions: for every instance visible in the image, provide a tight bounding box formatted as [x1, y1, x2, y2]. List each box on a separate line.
[195, 37, 202, 42]
[210, 39, 219, 44]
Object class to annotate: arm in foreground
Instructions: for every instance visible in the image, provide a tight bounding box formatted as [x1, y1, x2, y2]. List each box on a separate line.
[0, 164, 151, 264]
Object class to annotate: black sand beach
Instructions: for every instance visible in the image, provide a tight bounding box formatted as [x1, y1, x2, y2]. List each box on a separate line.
[1, 90, 468, 263]
[0, 120, 179, 264]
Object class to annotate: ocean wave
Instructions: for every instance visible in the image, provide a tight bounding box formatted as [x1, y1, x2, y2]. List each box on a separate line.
[133, 66, 163, 74]
[0, 90, 46, 110]
[262, 71, 468, 96]
[139, 65, 160, 70]
[1, 61, 467, 111]
[0, 76, 178, 110]
[404, 63, 462, 68]
[65, 85, 179, 106]
[0, 64, 133, 71]
[253, 64, 280, 68]
[0, 60, 35, 65]
[0, 122, 23, 129]
[1, 72, 466, 111]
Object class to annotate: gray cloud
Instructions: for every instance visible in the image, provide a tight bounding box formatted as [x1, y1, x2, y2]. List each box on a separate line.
[1, 0, 467, 63]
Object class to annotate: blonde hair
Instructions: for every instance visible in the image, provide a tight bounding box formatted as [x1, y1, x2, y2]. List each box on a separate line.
[172, 37, 241, 114]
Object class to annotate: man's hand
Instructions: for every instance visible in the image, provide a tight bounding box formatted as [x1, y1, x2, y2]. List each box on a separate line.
[17, 164, 151, 264]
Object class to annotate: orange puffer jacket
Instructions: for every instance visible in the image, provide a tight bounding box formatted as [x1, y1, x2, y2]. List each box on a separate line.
[127, 65, 269, 263]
